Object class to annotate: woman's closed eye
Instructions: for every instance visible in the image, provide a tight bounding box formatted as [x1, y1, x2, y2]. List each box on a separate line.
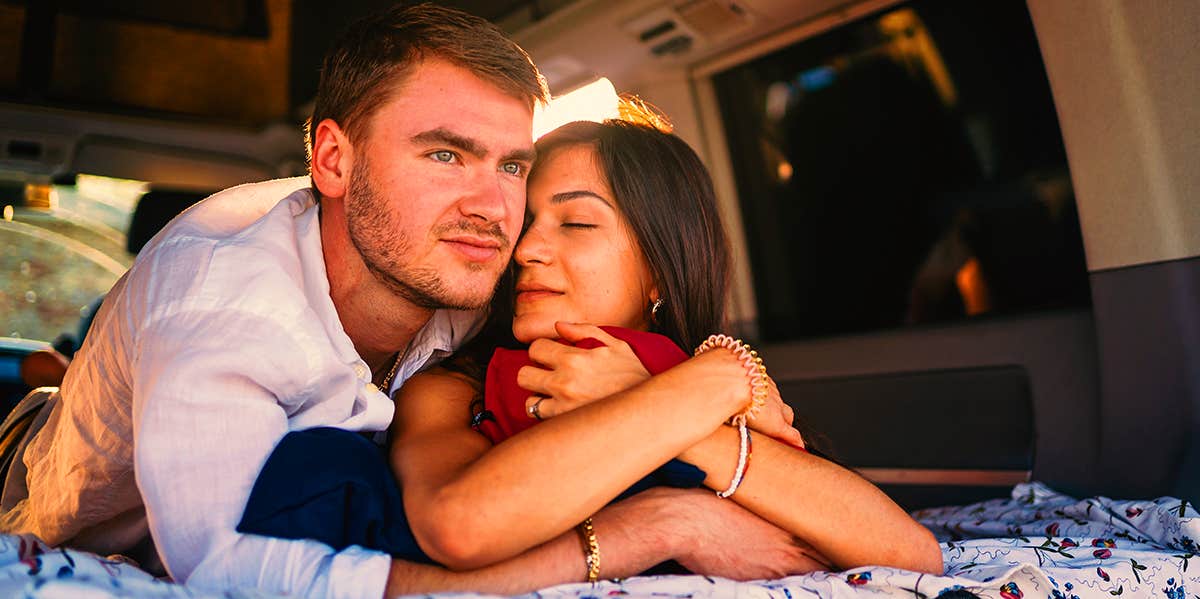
[562, 222, 598, 229]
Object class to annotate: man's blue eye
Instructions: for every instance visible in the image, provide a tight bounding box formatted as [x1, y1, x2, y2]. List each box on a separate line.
[502, 163, 523, 176]
[431, 151, 455, 163]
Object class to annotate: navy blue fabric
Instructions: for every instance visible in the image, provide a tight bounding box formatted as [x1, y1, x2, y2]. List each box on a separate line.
[238, 427, 434, 563]
[617, 458, 707, 501]
[240, 427, 706, 562]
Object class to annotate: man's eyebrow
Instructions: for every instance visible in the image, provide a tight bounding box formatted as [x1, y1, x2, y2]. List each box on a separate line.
[411, 127, 535, 165]
[410, 128, 487, 158]
[502, 146, 537, 165]
[551, 190, 613, 208]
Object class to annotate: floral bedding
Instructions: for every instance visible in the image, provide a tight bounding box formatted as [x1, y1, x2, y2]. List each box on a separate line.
[2, 482, 1195, 598]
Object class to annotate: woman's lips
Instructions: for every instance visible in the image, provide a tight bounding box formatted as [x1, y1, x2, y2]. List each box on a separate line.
[515, 285, 562, 303]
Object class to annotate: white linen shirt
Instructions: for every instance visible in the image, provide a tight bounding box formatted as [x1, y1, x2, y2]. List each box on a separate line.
[0, 177, 483, 598]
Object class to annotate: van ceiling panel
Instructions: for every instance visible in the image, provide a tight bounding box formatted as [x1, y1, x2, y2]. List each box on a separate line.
[0, 0, 571, 126]
[0, 0, 290, 125]
[514, 0, 853, 92]
[72, 136, 273, 192]
[32, 0, 271, 38]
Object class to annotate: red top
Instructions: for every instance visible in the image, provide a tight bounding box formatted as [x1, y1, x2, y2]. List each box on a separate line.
[474, 326, 689, 444]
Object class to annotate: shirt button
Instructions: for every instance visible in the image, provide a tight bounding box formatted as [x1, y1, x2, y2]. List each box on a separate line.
[364, 382, 379, 394]
[354, 364, 367, 379]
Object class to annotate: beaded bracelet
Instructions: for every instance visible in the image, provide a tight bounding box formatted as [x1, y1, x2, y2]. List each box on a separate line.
[577, 517, 600, 582]
[716, 421, 753, 498]
[693, 334, 769, 426]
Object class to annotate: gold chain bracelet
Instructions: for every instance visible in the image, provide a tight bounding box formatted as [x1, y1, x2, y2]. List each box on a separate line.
[577, 517, 600, 582]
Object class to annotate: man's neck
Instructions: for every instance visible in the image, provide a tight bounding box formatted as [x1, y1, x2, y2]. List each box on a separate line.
[319, 199, 434, 379]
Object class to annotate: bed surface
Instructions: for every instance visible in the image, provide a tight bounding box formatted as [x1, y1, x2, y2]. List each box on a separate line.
[2, 482, 1195, 598]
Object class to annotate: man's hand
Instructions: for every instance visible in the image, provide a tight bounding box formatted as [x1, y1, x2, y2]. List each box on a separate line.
[518, 323, 650, 419]
[660, 488, 830, 579]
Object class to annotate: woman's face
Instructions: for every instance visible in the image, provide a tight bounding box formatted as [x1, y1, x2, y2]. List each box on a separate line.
[511, 144, 656, 343]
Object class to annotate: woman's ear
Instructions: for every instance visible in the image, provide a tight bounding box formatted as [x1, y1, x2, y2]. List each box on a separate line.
[649, 286, 663, 318]
[311, 118, 354, 200]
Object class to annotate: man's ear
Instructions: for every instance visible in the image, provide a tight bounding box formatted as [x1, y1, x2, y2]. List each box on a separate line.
[311, 118, 354, 200]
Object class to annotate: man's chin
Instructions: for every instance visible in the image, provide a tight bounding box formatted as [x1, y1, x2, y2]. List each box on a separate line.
[437, 293, 492, 311]
[404, 285, 492, 311]
[374, 265, 499, 311]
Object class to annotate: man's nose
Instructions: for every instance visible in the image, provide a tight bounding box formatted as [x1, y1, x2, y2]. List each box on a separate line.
[459, 169, 510, 224]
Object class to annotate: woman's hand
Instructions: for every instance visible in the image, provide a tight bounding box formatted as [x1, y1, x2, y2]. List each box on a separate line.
[696, 346, 806, 449]
[518, 322, 650, 419]
[747, 375, 806, 449]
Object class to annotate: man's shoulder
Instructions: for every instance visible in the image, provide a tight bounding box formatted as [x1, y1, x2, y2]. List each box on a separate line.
[157, 177, 315, 246]
[126, 178, 324, 320]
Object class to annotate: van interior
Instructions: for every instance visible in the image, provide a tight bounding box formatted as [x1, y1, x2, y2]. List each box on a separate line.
[0, 0, 1196, 514]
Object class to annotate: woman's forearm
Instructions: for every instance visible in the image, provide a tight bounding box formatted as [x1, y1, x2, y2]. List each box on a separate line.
[395, 352, 750, 569]
[677, 427, 945, 574]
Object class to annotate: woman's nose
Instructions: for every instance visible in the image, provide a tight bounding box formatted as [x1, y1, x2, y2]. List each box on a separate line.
[514, 226, 551, 266]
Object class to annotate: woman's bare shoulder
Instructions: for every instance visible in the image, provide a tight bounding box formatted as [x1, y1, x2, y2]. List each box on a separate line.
[399, 366, 481, 398]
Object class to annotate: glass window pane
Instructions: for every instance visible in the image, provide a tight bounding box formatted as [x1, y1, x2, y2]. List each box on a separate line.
[714, 0, 1090, 341]
[1, 175, 140, 342]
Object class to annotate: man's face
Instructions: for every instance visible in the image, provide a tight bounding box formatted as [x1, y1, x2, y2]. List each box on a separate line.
[345, 59, 534, 310]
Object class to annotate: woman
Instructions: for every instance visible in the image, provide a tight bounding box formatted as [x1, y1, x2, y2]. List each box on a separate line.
[385, 117, 942, 576]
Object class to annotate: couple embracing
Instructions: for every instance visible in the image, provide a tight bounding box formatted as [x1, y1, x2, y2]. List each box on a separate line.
[0, 4, 940, 597]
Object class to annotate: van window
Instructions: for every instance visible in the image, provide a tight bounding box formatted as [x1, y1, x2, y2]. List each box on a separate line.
[1, 175, 140, 342]
[714, 0, 1090, 341]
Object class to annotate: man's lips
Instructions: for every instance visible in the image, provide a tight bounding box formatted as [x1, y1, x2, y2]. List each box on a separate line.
[442, 235, 502, 262]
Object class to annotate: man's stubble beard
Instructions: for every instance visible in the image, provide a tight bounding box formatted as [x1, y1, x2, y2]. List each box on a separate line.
[345, 157, 508, 311]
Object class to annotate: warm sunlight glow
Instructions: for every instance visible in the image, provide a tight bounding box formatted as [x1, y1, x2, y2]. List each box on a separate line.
[76, 174, 149, 213]
[533, 77, 620, 139]
[24, 183, 56, 210]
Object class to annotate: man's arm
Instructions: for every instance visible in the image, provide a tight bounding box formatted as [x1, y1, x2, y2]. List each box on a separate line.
[132, 308, 392, 598]
[385, 487, 826, 597]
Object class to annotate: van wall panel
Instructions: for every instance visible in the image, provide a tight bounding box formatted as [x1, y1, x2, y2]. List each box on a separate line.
[1089, 257, 1200, 501]
[1027, 0, 1200, 270]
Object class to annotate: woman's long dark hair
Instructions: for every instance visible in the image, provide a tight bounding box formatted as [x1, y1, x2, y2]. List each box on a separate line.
[444, 116, 732, 383]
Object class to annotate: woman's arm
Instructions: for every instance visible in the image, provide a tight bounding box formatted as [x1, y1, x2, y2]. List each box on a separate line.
[389, 350, 752, 570]
[515, 327, 941, 574]
[384, 486, 827, 596]
[677, 426, 944, 574]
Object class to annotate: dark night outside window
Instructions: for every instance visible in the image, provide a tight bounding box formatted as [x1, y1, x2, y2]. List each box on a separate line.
[714, 0, 1090, 342]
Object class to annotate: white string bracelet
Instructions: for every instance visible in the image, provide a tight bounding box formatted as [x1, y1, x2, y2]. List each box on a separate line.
[716, 421, 752, 498]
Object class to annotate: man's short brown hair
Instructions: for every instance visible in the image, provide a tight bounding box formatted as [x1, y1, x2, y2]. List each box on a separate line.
[307, 3, 548, 157]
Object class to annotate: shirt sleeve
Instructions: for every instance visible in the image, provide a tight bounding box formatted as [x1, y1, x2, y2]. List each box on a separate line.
[131, 306, 390, 599]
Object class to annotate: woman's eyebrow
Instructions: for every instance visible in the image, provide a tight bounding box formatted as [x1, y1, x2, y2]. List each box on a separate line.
[550, 190, 613, 208]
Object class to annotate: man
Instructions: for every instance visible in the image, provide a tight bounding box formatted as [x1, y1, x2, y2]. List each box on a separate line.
[0, 4, 810, 597]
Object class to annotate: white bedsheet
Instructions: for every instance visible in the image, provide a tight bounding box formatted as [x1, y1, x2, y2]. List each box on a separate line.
[2, 483, 1195, 598]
